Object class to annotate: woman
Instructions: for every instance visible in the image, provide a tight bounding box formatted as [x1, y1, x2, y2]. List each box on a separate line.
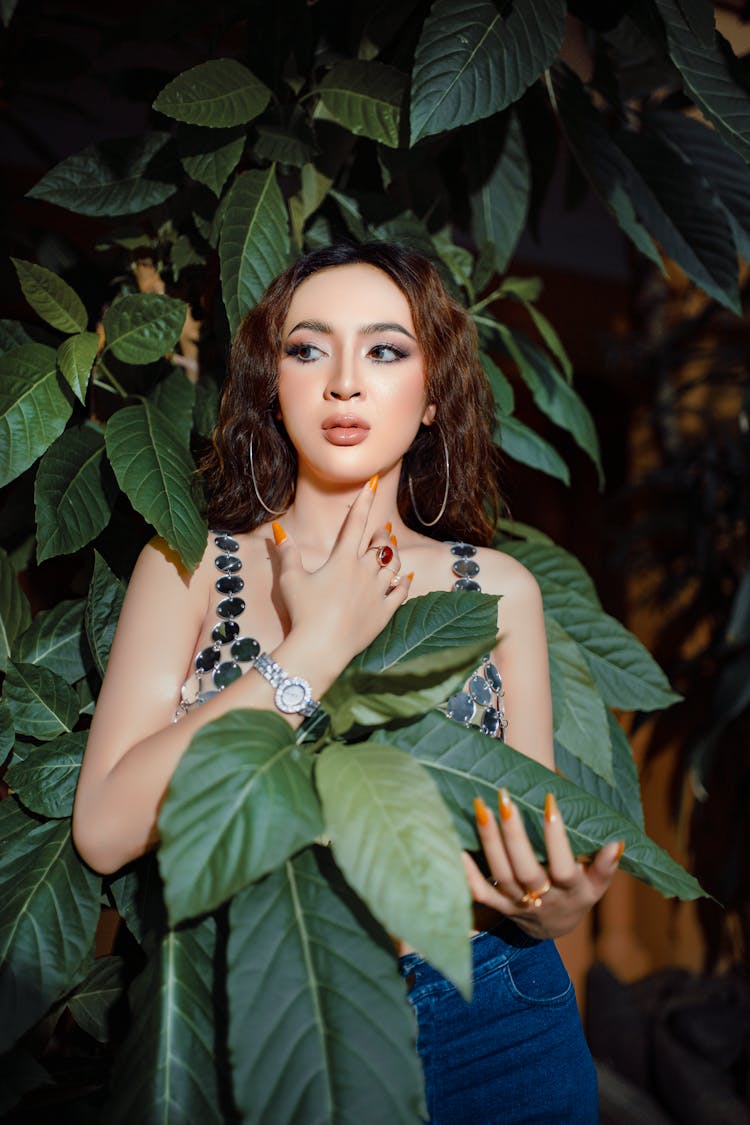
[73, 242, 620, 1122]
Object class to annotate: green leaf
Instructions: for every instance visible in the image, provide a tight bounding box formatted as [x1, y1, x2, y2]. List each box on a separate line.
[290, 164, 335, 248]
[654, 0, 750, 163]
[27, 133, 178, 217]
[431, 227, 474, 292]
[0, 343, 74, 488]
[57, 331, 99, 403]
[219, 167, 291, 338]
[107, 853, 164, 948]
[35, 424, 117, 562]
[410, 0, 566, 143]
[546, 616, 613, 785]
[178, 125, 245, 196]
[153, 58, 271, 128]
[500, 326, 603, 484]
[0, 320, 32, 355]
[552, 65, 664, 272]
[318, 60, 406, 148]
[498, 537, 602, 607]
[0, 700, 13, 764]
[496, 414, 570, 485]
[103, 293, 186, 365]
[84, 551, 125, 678]
[555, 711, 645, 831]
[159, 710, 323, 925]
[495, 518, 554, 545]
[542, 589, 681, 711]
[11, 258, 87, 334]
[385, 711, 705, 900]
[469, 113, 530, 273]
[67, 955, 126, 1042]
[148, 370, 196, 446]
[105, 401, 206, 571]
[254, 124, 316, 168]
[0, 547, 31, 672]
[480, 352, 514, 415]
[316, 742, 472, 993]
[0, 793, 35, 848]
[616, 128, 740, 314]
[520, 300, 573, 383]
[6, 731, 86, 818]
[107, 916, 223, 1125]
[227, 848, 424, 1124]
[0, 819, 100, 1053]
[4, 662, 78, 740]
[15, 597, 91, 683]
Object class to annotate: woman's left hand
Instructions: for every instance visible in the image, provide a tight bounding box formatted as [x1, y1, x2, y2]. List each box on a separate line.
[463, 790, 624, 940]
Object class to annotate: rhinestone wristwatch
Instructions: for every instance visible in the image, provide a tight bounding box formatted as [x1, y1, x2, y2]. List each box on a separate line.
[254, 652, 319, 717]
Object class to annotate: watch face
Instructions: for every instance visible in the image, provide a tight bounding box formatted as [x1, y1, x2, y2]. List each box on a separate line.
[277, 678, 310, 712]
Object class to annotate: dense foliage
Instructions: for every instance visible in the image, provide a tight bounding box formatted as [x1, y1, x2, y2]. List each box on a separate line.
[2, 0, 748, 1118]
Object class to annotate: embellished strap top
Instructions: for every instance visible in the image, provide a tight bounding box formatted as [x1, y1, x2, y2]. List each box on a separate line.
[175, 535, 507, 740]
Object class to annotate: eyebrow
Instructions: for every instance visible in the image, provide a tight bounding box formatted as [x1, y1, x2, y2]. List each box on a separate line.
[286, 319, 416, 341]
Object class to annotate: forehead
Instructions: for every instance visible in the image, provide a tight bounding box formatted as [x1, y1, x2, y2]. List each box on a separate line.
[283, 262, 414, 328]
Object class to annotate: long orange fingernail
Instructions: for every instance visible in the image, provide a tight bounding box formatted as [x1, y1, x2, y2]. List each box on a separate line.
[614, 840, 625, 862]
[545, 793, 558, 824]
[498, 788, 513, 821]
[390, 534, 398, 547]
[406, 571, 415, 582]
[272, 521, 286, 545]
[368, 474, 379, 492]
[385, 522, 392, 534]
[473, 797, 490, 827]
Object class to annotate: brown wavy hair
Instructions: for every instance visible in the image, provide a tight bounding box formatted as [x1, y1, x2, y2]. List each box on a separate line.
[201, 242, 503, 545]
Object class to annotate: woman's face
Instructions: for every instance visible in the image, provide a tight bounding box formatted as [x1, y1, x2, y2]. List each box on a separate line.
[277, 263, 435, 486]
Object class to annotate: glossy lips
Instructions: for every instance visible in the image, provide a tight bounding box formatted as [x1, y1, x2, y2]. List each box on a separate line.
[321, 413, 370, 446]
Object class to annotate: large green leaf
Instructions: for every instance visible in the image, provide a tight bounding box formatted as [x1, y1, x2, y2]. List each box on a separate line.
[11, 258, 87, 334]
[555, 710, 644, 831]
[15, 597, 90, 684]
[35, 424, 117, 562]
[153, 58, 271, 128]
[107, 915, 223, 1125]
[105, 401, 206, 571]
[318, 60, 406, 148]
[0, 700, 13, 763]
[148, 369, 196, 445]
[107, 852, 164, 948]
[27, 133, 178, 216]
[496, 413, 570, 485]
[227, 848, 424, 1124]
[67, 955, 126, 1042]
[0, 547, 31, 672]
[57, 331, 99, 403]
[616, 128, 740, 314]
[655, 0, 750, 163]
[84, 551, 125, 678]
[0, 793, 35, 848]
[498, 538, 601, 607]
[4, 661, 78, 740]
[552, 65, 664, 271]
[316, 742, 472, 993]
[410, 0, 566, 143]
[103, 293, 186, 365]
[219, 167, 291, 338]
[254, 123, 317, 168]
[469, 113, 530, 274]
[0, 818, 100, 1053]
[0, 320, 32, 355]
[546, 616, 613, 785]
[480, 352, 515, 415]
[542, 589, 681, 711]
[159, 710, 323, 925]
[0, 343, 74, 488]
[385, 711, 705, 900]
[178, 125, 245, 196]
[6, 731, 86, 818]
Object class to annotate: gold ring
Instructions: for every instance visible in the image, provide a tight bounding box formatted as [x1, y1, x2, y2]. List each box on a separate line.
[368, 544, 394, 568]
[518, 878, 551, 909]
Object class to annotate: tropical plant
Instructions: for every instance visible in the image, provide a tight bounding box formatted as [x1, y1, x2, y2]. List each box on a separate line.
[2, 0, 748, 1118]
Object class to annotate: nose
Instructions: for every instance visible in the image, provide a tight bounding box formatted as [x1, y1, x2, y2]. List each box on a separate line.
[324, 350, 362, 401]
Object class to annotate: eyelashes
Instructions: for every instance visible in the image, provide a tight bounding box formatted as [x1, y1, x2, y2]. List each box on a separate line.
[283, 342, 410, 364]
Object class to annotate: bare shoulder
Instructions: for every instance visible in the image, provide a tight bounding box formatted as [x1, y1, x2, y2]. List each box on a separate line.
[125, 533, 214, 614]
[472, 546, 541, 602]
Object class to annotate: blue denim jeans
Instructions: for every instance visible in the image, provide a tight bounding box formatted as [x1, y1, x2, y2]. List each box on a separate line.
[399, 922, 598, 1124]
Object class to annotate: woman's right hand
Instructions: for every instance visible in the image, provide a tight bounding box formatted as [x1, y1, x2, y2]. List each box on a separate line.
[272, 476, 411, 670]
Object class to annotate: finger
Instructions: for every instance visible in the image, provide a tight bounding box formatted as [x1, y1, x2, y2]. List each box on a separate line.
[496, 788, 549, 895]
[334, 475, 379, 555]
[271, 520, 304, 576]
[584, 840, 625, 901]
[542, 793, 579, 888]
[472, 796, 524, 902]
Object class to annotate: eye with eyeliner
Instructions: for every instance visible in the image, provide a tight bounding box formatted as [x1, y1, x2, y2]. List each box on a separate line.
[284, 342, 325, 363]
[284, 340, 410, 364]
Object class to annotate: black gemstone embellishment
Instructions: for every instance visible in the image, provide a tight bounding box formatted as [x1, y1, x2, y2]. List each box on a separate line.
[215, 554, 242, 573]
[481, 707, 500, 736]
[451, 543, 477, 558]
[446, 692, 474, 724]
[212, 620, 240, 644]
[453, 578, 482, 592]
[468, 674, 492, 707]
[216, 596, 245, 619]
[216, 574, 244, 595]
[214, 535, 239, 552]
[452, 558, 480, 578]
[213, 661, 242, 690]
[231, 636, 261, 663]
[485, 661, 503, 693]
[195, 646, 220, 673]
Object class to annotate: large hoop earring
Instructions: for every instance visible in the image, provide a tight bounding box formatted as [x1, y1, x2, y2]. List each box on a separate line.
[408, 427, 450, 528]
[249, 433, 288, 516]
